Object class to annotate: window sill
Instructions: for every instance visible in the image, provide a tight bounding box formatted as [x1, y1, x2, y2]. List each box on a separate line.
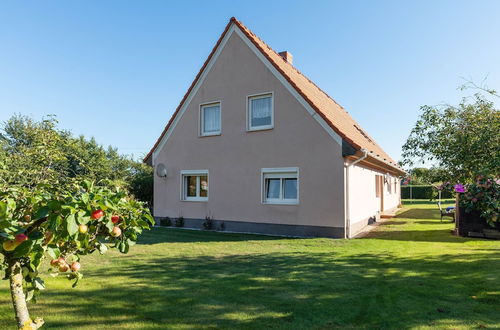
[262, 201, 299, 205]
[199, 132, 221, 137]
[247, 126, 274, 132]
[181, 198, 208, 202]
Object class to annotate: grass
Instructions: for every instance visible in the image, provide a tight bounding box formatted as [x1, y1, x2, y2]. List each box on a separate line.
[0, 201, 499, 329]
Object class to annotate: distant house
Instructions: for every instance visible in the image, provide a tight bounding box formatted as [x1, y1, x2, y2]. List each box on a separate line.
[144, 17, 405, 238]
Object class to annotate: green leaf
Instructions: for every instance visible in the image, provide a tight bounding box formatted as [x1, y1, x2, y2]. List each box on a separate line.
[46, 246, 60, 259]
[98, 243, 108, 254]
[0, 201, 7, 220]
[34, 277, 45, 290]
[29, 230, 43, 241]
[105, 219, 114, 232]
[66, 214, 78, 236]
[26, 289, 35, 302]
[34, 206, 49, 220]
[13, 240, 33, 258]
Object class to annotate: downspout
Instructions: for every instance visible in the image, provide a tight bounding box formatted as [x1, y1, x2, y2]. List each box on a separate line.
[344, 149, 368, 239]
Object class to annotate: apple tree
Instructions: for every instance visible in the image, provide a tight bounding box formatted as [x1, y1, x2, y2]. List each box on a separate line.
[0, 179, 153, 329]
[0, 116, 154, 329]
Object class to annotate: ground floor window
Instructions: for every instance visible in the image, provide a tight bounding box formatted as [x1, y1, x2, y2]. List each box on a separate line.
[261, 168, 299, 204]
[181, 170, 208, 201]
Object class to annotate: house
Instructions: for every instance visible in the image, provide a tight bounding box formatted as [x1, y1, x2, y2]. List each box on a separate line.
[144, 17, 405, 238]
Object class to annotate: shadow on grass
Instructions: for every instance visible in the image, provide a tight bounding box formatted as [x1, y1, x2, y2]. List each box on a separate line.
[396, 208, 442, 220]
[30, 252, 500, 329]
[367, 208, 472, 243]
[137, 227, 288, 245]
[402, 199, 455, 205]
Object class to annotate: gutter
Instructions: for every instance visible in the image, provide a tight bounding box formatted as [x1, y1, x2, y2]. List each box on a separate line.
[344, 149, 368, 239]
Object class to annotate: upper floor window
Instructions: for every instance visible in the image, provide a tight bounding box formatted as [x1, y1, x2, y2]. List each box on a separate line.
[248, 93, 273, 131]
[200, 102, 221, 136]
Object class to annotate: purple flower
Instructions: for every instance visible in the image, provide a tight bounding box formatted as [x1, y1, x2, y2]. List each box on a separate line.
[454, 184, 465, 193]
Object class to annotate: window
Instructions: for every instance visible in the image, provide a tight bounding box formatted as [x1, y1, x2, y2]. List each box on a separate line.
[248, 93, 273, 131]
[200, 103, 221, 136]
[181, 170, 208, 201]
[262, 168, 298, 204]
[375, 175, 382, 197]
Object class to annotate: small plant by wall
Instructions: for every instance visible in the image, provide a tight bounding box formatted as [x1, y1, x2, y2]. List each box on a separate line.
[219, 222, 225, 231]
[175, 216, 184, 227]
[203, 216, 214, 230]
[160, 217, 172, 227]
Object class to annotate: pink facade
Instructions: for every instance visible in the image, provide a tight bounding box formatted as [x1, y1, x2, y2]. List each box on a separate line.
[147, 19, 403, 238]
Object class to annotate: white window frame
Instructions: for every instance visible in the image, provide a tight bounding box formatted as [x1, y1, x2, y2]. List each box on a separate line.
[247, 92, 274, 131]
[180, 170, 209, 202]
[199, 102, 221, 136]
[261, 167, 299, 205]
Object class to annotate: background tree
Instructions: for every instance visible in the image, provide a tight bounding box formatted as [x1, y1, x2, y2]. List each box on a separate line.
[401, 89, 500, 183]
[0, 115, 154, 329]
[406, 167, 449, 185]
[0, 115, 153, 206]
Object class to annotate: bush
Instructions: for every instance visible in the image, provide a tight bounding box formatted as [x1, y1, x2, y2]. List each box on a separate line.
[203, 216, 213, 230]
[459, 176, 499, 227]
[160, 217, 172, 227]
[175, 217, 184, 227]
[401, 185, 453, 199]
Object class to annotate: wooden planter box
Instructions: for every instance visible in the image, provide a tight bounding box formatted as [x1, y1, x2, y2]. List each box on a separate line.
[456, 207, 500, 238]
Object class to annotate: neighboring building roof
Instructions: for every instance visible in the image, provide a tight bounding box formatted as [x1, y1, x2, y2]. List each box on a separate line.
[144, 17, 403, 174]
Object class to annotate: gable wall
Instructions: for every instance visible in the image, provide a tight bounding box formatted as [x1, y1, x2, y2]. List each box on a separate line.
[153, 31, 346, 231]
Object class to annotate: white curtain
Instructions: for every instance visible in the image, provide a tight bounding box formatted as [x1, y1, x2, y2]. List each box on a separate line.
[203, 105, 220, 133]
[266, 179, 280, 199]
[251, 96, 271, 126]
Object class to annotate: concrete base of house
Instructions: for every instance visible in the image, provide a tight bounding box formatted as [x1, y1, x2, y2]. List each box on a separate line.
[154, 217, 344, 238]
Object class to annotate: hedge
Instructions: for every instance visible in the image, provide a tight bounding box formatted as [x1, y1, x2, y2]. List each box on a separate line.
[401, 185, 453, 199]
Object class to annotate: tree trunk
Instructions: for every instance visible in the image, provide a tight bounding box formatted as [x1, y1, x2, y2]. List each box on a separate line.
[8, 258, 44, 329]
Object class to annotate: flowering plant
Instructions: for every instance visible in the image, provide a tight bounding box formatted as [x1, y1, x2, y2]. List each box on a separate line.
[458, 176, 499, 227]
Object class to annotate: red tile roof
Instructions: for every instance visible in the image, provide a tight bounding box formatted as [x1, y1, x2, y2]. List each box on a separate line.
[145, 17, 402, 173]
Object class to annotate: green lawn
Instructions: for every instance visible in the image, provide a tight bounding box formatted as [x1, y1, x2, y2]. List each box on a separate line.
[1, 202, 499, 329]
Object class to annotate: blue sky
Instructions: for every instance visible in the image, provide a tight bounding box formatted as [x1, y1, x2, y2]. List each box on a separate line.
[1, 1, 499, 162]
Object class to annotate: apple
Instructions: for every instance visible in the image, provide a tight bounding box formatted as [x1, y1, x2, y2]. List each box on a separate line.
[57, 257, 66, 264]
[111, 226, 122, 237]
[15, 233, 28, 244]
[91, 209, 104, 220]
[50, 259, 60, 267]
[79, 224, 88, 234]
[24, 215, 31, 221]
[2, 240, 17, 252]
[111, 215, 120, 224]
[59, 263, 69, 273]
[70, 262, 81, 272]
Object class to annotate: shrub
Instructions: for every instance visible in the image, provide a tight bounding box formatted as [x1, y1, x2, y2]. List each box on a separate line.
[203, 216, 213, 230]
[160, 217, 172, 227]
[175, 217, 184, 227]
[459, 176, 499, 227]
